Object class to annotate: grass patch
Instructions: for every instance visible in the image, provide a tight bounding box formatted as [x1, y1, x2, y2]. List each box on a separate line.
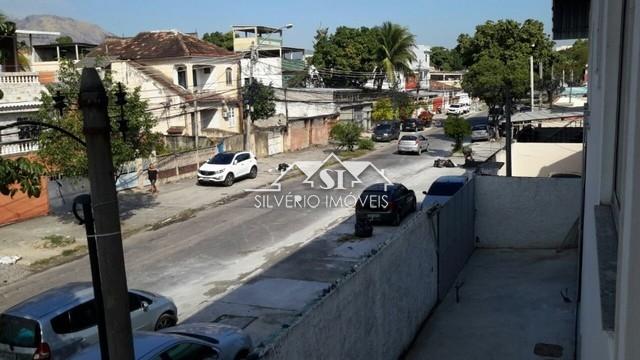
[336, 149, 370, 160]
[30, 245, 87, 272]
[41, 235, 76, 249]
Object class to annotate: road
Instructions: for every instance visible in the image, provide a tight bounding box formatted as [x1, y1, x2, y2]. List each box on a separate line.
[0, 124, 465, 319]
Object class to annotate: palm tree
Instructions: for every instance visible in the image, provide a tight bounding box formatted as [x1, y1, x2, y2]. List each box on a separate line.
[376, 22, 417, 90]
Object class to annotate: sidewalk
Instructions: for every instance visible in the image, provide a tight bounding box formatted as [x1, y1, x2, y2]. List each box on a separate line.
[0, 143, 392, 283]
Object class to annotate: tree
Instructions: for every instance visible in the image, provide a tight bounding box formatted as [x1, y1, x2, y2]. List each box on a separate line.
[202, 31, 234, 51]
[37, 59, 162, 179]
[444, 115, 471, 151]
[330, 121, 362, 151]
[376, 22, 417, 90]
[371, 98, 394, 121]
[392, 92, 415, 120]
[0, 157, 45, 198]
[310, 26, 380, 87]
[556, 39, 589, 84]
[55, 35, 73, 44]
[244, 81, 276, 121]
[430, 46, 464, 71]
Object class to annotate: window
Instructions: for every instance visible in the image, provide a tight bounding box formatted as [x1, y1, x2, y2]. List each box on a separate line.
[17, 117, 39, 140]
[226, 68, 233, 86]
[0, 314, 40, 348]
[176, 66, 187, 89]
[193, 69, 198, 88]
[129, 293, 152, 312]
[236, 153, 250, 162]
[151, 342, 219, 360]
[51, 300, 98, 334]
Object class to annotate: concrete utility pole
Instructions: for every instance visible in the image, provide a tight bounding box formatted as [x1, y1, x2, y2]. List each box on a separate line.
[505, 86, 513, 177]
[530, 55, 535, 111]
[78, 68, 134, 360]
[193, 90, 199, 166]
[244, 44, 256, 151]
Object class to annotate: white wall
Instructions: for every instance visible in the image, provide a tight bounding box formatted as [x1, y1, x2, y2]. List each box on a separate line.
[475, 176, 581, 249]
[258, 211, 437, 360]
[495, 143, 583, 177]
[241, 57, 282, 88]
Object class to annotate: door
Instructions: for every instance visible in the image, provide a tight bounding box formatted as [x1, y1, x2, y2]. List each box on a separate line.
[267, 132, 283, 155]
[129, 292, 153, 331]
[50, 300, 100, 357]
[234, 153, 251, 176]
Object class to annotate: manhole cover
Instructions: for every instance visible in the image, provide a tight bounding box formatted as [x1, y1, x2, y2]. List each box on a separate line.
[534, 343, 564, 358]
[213, 314, 257, 329]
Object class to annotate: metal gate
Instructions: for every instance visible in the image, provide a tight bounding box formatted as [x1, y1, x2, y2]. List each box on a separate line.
[435, 177, 476, 300]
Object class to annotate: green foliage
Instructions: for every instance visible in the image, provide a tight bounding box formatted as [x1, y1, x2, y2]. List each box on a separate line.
[0, 157, 45, 198]
[202, 31, 234, 51]
[37, 59, 162, 179]
[330, 122, 362, 151]
[430, 46, 464, 71]
[556, 39, 589, 85]
[310, 26, 380, 87]
[392, 92, 415, 120]
[357, 138, 375, 150]
[371, 98, 394, 121]
[376, 22, 417, 90]
[244, 81, 276, 121]
[444, 115, 471, 151]
[55, 35, 73, 44]
[457, 19, 554, 110]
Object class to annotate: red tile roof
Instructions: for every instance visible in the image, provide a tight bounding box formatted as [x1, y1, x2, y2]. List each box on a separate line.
[88, 31, 234, 60]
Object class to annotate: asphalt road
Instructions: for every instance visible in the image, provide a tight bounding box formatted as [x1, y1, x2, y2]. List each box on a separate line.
[0, 125, 461, 318]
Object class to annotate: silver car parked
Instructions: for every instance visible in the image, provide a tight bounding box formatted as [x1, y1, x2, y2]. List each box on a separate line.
[0, 282, 177, 360]
[69, 323, 252, 360]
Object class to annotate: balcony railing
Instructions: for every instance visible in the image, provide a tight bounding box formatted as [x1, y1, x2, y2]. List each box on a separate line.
[0, 140, 39, 156]
[0, 72, 40, 84]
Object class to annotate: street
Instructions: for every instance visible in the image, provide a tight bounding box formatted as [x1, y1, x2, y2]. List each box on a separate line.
[0, 124, 465, 319]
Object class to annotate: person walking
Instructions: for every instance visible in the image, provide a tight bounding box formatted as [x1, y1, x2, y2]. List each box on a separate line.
[147, 163, 159, 194]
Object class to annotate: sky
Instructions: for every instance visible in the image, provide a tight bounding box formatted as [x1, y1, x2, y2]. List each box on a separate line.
[2, 0, 554, 49]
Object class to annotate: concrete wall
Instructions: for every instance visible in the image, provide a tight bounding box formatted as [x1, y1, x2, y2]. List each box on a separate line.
[285, 120, 310, 152]
[0, 177, 49, 224]
[47, 177, 90, 215]
[475, 176, 581, 249]
[496, 143, 583, 177]
[259, 212, 437, 360]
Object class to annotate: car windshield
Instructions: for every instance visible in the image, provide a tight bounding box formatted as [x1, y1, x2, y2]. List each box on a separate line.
[473, 125, 487, 131]
[449, 105, 460, 108]
[375, 125, 391, 131]
[400, 135, 417, 141]
[0, 314, 39, 348]
[427, 181, 465, 196]
[208, 153, 235, 165]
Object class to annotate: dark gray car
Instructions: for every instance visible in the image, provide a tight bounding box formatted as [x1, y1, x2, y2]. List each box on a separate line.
[371, 122, 400, 142]
[0, 282, 177, 360]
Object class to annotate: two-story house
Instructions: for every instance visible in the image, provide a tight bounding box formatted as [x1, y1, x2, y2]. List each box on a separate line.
[87, 30, 242, 141]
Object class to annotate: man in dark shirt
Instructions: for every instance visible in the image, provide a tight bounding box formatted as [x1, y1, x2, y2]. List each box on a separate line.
[148, 163, 158, 193]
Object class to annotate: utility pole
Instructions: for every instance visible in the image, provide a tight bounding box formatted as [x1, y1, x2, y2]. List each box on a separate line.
[505, 86, 513, 177]
[244, 43, 256, 151]
[529, 55, 535, 111]
[539, 61, 544, 109]
[78, 68, 134, 360]
[193, 90, 199, 166]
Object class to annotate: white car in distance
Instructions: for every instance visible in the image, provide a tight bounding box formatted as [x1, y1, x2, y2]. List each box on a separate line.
[198, 151, 258, 186]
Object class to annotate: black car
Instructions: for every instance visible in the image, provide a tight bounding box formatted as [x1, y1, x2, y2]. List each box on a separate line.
[356, 183, 416, 226]
[402, 119, 422, 132]
[371, 122, 401, 142]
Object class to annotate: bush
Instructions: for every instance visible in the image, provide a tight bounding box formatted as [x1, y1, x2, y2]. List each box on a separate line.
[443, 115, 471, 151]
[357, 138, 375, 150]
[330, 122, 362, 151]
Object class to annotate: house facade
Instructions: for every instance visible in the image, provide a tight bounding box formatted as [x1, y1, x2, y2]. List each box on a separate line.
[364, 45, 432, 91]
[88, 31, 242, 141]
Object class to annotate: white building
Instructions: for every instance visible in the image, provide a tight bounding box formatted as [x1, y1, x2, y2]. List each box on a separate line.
[364, 45, 431, 91]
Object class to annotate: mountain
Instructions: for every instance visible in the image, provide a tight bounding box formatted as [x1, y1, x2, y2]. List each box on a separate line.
[15, 15, 112, 45]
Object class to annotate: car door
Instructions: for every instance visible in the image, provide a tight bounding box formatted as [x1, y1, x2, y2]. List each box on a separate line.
[50, 300, 100, 357]
[418, 135, 427, 150]
[238, 153, 251, 176]
[231, 153, 244, 176]
[397, 185, 412, 214]
[129, 292, 154, 331]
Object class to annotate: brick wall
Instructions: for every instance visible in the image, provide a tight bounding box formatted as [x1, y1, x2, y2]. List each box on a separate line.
[0, 177, 49, 225]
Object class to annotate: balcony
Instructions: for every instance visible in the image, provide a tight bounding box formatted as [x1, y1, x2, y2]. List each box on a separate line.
[0, 72, 40, 84]
[0, 140, 39, 156]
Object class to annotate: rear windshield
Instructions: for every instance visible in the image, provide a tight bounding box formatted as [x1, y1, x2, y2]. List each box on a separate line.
[375, 124, 391, 130]
[0, 314, 40, 348]
[208, 153, 235, 165]
[400, 135, 417, 141]
[358, 191, 391, 209]
[473, 125, 487, 131]
[427, 181, 464, 196]
[449, 104, 460, 108]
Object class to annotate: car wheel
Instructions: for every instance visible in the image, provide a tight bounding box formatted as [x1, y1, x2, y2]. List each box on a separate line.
[249, 166, 258, 179]
[223, 173, 235, 187]
[417, 147, 422, 155]
[154, 313, 176, 330]
[392, 211, 401, 226]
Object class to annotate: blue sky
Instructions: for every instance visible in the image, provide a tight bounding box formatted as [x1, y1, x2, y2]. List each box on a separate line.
[2, 0, 554, 49]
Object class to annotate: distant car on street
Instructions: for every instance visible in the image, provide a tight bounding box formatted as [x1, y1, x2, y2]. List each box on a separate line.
[471, 124, 490, 142]
[402, 118, 423, 132]
[70, 323, 252, 360]
[371, 122, 400, 142]
[0, 282, 177, 360]
[356, 183, 416, 226]
[198, 151, 258, 186]
[420, 175, 469, 210]
[398, 134, 429, 155]
[447, 104, 466, 115]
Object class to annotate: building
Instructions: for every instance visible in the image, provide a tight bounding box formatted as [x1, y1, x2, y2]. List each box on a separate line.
[87, 31, 243, 141]
[231, 25, 305, 88]
[364, 45, 432, 91]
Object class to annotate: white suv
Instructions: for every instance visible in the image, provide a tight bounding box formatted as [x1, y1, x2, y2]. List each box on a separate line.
[447, 104, 465, 115]
[198, 151, 258, 186]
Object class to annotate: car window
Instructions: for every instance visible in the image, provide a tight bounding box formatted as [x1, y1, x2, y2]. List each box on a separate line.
[427, 181, 465, 196]
[151, 342, 219, 360]
[0, 314, 40, 348]
[50, 300, 98, 334]
[375, 125, 391, 131]
[207, 153, 234, 165]
[473, 125, 487, 131]
[236, 153, 250, 162]
[129, 293, 152, 312]
[400, 135, 417, 141]
[419, 135, 426, 140]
